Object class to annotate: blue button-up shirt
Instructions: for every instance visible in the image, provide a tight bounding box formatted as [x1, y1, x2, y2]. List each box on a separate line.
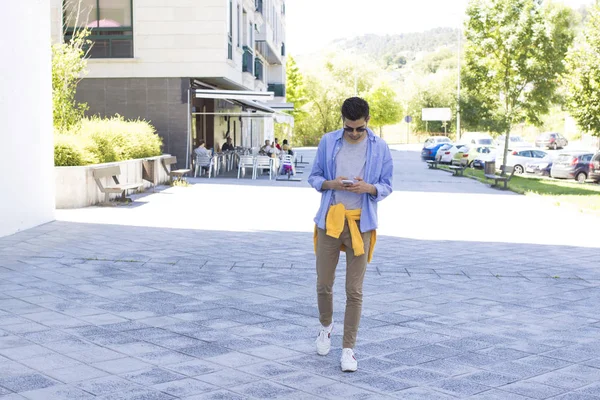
[308, 128, 393, 232]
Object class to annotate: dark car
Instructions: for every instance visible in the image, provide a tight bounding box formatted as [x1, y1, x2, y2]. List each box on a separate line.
[421, 136, 452, 161]
[550, 152, 594, 183]
[590, 152, 600, 183]
[535, 132, 568, 150]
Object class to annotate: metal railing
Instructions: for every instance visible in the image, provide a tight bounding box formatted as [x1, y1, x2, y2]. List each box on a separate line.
[242, 46, 254, 74]
[268, 83, 285, 97]
[254, 58, 264, 81]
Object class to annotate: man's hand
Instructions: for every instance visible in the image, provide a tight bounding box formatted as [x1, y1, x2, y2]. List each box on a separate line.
[323, 177, 351, 191]
[346, 177, 377, 195]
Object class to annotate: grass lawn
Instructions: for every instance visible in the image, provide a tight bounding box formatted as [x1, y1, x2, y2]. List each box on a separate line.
[441, 165, 600, 215]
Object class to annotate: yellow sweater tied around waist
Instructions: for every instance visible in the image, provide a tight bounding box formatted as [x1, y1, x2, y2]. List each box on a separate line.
[314, 203, 377, 263]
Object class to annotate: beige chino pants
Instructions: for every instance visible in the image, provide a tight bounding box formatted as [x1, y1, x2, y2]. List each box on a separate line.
[316, 222, 371, 349]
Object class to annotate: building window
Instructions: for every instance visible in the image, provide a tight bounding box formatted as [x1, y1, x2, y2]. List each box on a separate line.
[228, 0, 233, 59]
[237, 4, 241, 48]
[63, 0, 133, 58]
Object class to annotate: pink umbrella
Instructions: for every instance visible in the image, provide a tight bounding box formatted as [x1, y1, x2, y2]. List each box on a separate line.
[86, 19, 121, 28]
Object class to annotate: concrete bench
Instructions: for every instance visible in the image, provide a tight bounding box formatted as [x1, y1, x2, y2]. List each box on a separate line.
[426, 160, 438, 169]
[484, 166, 515, 190]
[92, 165, 143, 204]
[448, 159, 468, 176]
[161, 156, 191, 182]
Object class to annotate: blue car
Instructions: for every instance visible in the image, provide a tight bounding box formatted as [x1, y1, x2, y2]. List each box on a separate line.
[421, 136, 452, 161]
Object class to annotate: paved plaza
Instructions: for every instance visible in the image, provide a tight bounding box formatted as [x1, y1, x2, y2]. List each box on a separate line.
[1, 147, 600, 399]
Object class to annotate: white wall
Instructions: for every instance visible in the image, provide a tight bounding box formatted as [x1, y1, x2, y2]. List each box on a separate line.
[85, 0, 246, 83]
[0, 0, 55, 237]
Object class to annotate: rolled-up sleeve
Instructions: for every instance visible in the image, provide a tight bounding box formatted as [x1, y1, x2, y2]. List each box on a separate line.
[308, 138, 327, 192]
[370, 143, 393, 202]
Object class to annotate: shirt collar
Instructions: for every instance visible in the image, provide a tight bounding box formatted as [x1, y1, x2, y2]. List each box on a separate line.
[334, 128, 377, 142]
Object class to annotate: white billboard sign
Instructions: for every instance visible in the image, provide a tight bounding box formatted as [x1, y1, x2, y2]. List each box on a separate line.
[422, 108, 452, 121]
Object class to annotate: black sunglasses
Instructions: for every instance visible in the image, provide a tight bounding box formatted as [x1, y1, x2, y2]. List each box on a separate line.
[343, 126, 368, 133]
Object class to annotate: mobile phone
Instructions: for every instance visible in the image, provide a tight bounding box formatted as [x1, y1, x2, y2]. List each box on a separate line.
[341, 179, 354, 186]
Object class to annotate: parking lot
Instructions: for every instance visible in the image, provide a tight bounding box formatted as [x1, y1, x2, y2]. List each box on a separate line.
[1, 146, 600, 399]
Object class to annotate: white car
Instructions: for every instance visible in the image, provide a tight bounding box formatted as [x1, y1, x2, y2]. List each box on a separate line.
[495, 134, 533, 149]
[436, 144, 462, 164]
[472, 147, 498, 169]
[496, 148, 550, 174]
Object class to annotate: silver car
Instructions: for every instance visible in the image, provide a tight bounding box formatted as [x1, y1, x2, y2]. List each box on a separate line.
[497, 148, 550, 174]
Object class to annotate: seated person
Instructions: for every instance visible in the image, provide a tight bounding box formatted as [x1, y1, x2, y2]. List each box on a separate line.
[222, 137, 234, 151]
[274, 138, 282, 151]
[260, 139, 272, 155]
[194, 140, 212, 174]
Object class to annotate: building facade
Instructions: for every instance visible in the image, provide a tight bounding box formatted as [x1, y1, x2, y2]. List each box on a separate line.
[51, 0, 289, 167]
[1, 0, 55, 238]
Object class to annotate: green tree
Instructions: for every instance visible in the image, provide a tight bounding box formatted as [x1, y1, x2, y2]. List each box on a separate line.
[285, 56, 308, 117]
[366, 83, 403, 138]
[463, 0, 575, 171]
[291, 54, 378, 146]
[52, 28, 90, 132]
[566, 4, 600, 146]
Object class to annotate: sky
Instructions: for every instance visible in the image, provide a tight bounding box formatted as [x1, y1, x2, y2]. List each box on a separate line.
[286, 0, 595, 56]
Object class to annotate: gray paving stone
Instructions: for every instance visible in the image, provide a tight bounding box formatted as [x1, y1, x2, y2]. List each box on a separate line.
[388, 367, 448, 384]
[230, 381, 297, 399]
[152, 378, 216, 397]
[0, 374, 58, 393]
[45, 364, 108, 383]
[18, 384, 95, 400]
[182, 390, 248, 400]
[94, 388, 176, 400]
[428, 377, 490, 397]
[164, 360, 223, 377]
[502, 381, 568, 398]
[194, 369, 261, 388]
[122, 367, 186, 385]
[74, 375, 142, 396]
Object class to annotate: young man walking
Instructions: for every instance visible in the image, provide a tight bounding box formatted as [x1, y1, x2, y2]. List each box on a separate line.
[308, 97, 393, 372]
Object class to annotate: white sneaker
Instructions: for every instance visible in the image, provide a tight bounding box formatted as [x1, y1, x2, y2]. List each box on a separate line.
[341, 348, 358, 372]
[315, 323, 333, 356]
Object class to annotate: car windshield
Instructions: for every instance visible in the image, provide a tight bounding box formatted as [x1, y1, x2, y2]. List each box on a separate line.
[438, 138, 451, 143]
[478, 139, 493, 145]
[510, 136, 523, 142]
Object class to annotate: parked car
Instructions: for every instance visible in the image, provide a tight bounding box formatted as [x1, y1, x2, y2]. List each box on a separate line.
[535, 132, 568, 150]
[495, 134, 533, 149]
[498, 148, 550, 174]
[590, 152, 600, 183]
[436, 144, 462, 164]
[550, 152, 594, 183]
[525, 160, 552, 176]
[458, 146, 495, 167]
[451, 145, 470, 165]
[421, 136, 452, 161]
[458, 132, 494, 147]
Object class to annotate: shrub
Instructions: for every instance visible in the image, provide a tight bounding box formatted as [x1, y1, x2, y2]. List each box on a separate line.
[54, 133, 98, 166]
[54, 116, 163, 166]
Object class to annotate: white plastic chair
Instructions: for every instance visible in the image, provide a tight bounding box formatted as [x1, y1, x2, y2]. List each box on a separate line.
[194, 154, 212, 177]
[237, 155, 255, 179]
[254, 156, 273, 180]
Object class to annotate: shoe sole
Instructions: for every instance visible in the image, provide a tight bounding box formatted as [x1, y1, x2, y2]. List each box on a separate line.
[316, 344, 330, 356]
[341, 364, 357, 372]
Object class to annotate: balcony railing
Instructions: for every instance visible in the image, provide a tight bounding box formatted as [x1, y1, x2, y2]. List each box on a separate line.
[255, 58, 264, 82]
[255, 0, 263, 14]
[268, 83, 285, 97]
[242, 46, 254, 74]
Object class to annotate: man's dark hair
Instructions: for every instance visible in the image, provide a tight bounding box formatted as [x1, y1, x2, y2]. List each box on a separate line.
[198, 140, 205, 146]
[341, 97, 370, 121]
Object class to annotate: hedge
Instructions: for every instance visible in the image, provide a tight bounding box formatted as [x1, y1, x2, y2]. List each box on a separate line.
[54, 116, 163, 166]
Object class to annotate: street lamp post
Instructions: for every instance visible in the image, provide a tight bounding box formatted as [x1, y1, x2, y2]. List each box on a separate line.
[456, 22, 462, 141]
